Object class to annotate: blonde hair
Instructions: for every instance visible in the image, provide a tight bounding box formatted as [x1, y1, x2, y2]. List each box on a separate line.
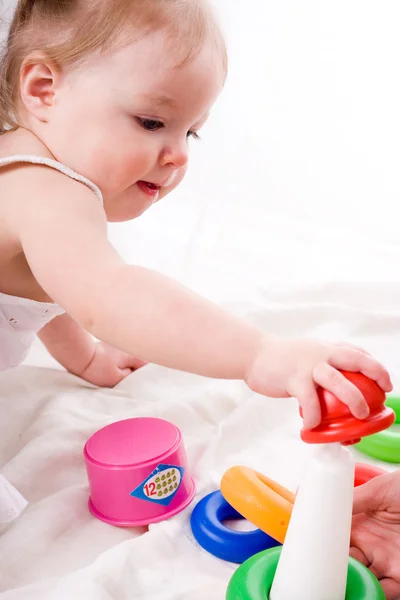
[0, 0, 227, 134]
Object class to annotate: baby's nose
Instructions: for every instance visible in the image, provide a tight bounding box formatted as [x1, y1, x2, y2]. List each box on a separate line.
[160, 141, 188, 168]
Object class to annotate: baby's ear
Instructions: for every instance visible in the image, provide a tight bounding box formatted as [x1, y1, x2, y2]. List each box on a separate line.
[19, 53, 61, 122]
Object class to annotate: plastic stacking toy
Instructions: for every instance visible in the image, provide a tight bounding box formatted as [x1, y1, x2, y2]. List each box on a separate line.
[226, 547, 385, 600]
[225, 454, 388, 599]
[300, 371, 395, 445]
[84, 417, 195, 526]
[225, 372, 391, 600]
[268, 372, 392, 600]
[355, 396, 400, 463]
[190, 490, 280, 563]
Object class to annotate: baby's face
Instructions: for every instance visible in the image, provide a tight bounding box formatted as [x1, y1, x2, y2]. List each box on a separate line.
[45, 31, 225, 221]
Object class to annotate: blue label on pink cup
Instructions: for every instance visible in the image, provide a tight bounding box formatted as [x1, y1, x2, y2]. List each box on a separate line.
[130, 464, 184, 506]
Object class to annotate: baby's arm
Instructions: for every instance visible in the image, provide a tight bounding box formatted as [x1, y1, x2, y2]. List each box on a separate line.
[38, 313, 95, 375]
[38, 313, 146, 386]
[15, 168, 262, 379]
[8, 165, 392, 427]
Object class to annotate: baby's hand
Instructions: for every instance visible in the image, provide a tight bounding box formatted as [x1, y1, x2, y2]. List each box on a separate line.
[245, 337, 392, 429]
[79, 342, 147, 387]
[351, 470, 400, 600]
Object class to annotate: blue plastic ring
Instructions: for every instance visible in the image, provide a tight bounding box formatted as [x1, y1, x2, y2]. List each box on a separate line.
[190, 490, 281, 564]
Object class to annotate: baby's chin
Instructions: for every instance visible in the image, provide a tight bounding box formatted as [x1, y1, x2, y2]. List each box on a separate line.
[104, 188, 167, 222]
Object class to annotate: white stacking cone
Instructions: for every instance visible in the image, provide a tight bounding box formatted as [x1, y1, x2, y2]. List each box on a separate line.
[269, 443, 354, 600]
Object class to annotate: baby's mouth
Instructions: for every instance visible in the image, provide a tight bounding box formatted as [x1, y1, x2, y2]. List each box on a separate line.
[137, 180, 160, 196]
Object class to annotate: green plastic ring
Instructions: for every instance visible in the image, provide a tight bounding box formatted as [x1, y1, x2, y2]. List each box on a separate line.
[226, 546, 385, 600]
[355, 396, 400, 463]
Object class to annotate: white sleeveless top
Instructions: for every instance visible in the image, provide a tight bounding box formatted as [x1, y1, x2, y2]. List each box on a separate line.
[0, 155, 103, 370]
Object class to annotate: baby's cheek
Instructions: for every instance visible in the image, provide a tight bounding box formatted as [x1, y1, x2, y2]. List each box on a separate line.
[100, 154, 142, 195]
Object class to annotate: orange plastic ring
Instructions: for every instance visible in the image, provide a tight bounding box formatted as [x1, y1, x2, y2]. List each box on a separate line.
[220, 466, 295, 544]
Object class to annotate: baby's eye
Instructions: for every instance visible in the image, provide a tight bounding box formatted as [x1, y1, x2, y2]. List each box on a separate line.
[187, 130, 200, 140]
[136, 118, 164, 131]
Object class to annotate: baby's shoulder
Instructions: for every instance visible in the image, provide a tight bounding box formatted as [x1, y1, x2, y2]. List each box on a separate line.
[0, 129, 102, 247]
[0, 128, 101, 202]
[0, 130, 61, 213]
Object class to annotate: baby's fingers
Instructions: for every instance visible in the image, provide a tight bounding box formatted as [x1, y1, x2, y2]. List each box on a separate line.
[312, 363, 369, 420]
[293, 379, 321, 430]
[328, 347, 393, 393]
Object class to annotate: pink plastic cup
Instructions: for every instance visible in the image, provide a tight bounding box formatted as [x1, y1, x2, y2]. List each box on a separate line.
[84, 417, 196, 527]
